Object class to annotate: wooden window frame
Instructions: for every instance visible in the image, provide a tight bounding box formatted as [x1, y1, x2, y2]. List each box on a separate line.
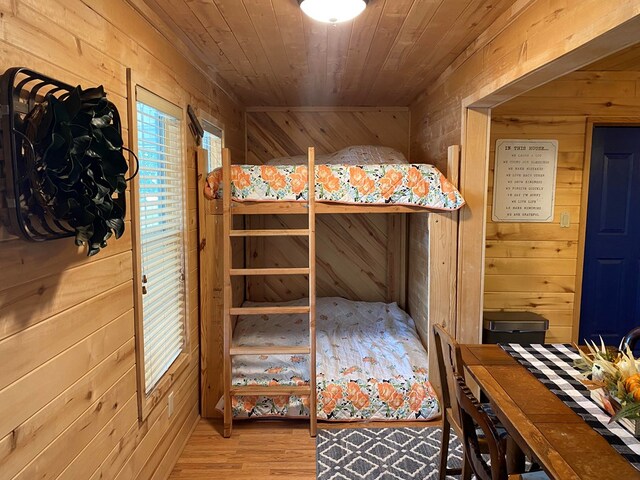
[199, 109, 225, 172]
[127, 70, 192, 421]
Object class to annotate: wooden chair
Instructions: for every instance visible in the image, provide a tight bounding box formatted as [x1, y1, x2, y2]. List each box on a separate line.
[454, 375, 550, 480]
[432, 323, 469, 480]
[432, 324, 515, 479]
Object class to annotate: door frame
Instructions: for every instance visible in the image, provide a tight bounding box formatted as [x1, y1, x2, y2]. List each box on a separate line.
[456, 108, 492, 343]
[452, 15, 640, 343]
[572, 117, 640, 342]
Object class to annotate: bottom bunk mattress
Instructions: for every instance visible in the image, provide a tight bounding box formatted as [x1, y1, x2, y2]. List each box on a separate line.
[229, 297, 440, 421]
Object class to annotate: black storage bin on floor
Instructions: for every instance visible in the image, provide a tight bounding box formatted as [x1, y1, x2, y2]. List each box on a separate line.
[482, 311, 549, 344]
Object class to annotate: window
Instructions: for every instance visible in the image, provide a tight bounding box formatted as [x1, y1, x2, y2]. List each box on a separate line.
[135, 87, 187, 395]
[201, 120, 223, 172]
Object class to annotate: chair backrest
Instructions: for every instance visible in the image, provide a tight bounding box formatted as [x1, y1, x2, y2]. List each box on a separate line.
[432, 323, 464, 427]
[455, 375, 508, 480]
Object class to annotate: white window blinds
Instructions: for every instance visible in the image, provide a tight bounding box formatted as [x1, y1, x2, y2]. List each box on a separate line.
[136, 87, 186, 394]
[201, 121, 223, 172]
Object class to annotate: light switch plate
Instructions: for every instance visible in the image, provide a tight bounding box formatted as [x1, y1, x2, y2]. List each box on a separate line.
[560, 211, 570, 228]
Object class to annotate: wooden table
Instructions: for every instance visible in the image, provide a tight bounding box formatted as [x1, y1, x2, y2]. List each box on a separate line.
[461, 344, 640, 480]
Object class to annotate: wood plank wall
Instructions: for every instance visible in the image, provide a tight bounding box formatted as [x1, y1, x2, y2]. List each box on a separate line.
[484, 70, 640, 343]
[408, 0, 640, 343]
[244, 109, 410, 306]
[411, 1, 640, 172]
[200, 205, 244, 418]
[246, 108, 410, 163]
[0, 1, 244, 479]
[245, 213, 404, 304]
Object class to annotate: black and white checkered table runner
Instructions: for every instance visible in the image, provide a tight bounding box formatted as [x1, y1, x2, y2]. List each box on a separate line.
[500, 343, 640, 471]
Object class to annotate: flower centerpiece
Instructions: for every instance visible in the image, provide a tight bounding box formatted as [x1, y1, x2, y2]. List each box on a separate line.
[574, 339, 640, 434]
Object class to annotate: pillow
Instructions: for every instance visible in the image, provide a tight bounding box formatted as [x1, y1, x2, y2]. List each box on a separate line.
[267, 145, 408, 166]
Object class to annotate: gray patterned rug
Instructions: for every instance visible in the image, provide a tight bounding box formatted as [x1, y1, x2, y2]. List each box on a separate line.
[317, 427, 463, 479]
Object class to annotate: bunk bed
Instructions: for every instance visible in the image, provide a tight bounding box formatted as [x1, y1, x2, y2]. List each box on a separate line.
[202, 145, 465, 438]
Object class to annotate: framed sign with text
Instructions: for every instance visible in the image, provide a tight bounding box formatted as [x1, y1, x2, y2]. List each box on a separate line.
[492, 139, 558, 222]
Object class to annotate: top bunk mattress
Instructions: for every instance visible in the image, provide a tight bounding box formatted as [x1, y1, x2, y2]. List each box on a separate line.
[204, 145, 465, 211]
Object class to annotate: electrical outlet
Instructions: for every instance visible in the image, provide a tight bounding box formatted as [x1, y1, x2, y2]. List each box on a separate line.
[560, 211, 570, 228]
[168, 391, 175, 417]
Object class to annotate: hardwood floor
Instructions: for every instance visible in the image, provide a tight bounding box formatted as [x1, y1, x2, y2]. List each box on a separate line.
[183, 392, 639, 479]
[168, 419, 316, 479]
[169, 417, 442, 478]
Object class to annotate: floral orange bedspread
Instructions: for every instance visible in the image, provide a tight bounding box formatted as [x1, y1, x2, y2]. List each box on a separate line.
[229, 297, 440, 421]
[205, 164, 464, 211]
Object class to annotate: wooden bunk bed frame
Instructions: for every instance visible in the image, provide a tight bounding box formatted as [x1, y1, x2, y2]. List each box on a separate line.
[222, 147, 317, 438]
[197, 146, 461, 438]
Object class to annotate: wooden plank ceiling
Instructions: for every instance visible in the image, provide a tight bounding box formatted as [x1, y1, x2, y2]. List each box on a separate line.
[141, 0, 518, 106]
[580, 42, 640, 71]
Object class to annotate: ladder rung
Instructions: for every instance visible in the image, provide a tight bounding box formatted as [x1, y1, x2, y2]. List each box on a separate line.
[230, 346, 311, 355]
[230, 306, 311, 315]
[230, 385, 311, 396]
[230, 267, 309, 276]
[230, 229, 310, 237]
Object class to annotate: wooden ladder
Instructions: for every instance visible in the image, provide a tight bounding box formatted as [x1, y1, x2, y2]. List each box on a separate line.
[222, 147, 317, 438]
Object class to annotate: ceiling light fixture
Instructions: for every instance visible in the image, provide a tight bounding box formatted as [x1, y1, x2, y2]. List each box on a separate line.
[298, 0, 368, 24]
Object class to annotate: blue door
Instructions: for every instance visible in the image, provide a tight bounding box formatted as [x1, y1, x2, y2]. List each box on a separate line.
[580, 126, 640, 346]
